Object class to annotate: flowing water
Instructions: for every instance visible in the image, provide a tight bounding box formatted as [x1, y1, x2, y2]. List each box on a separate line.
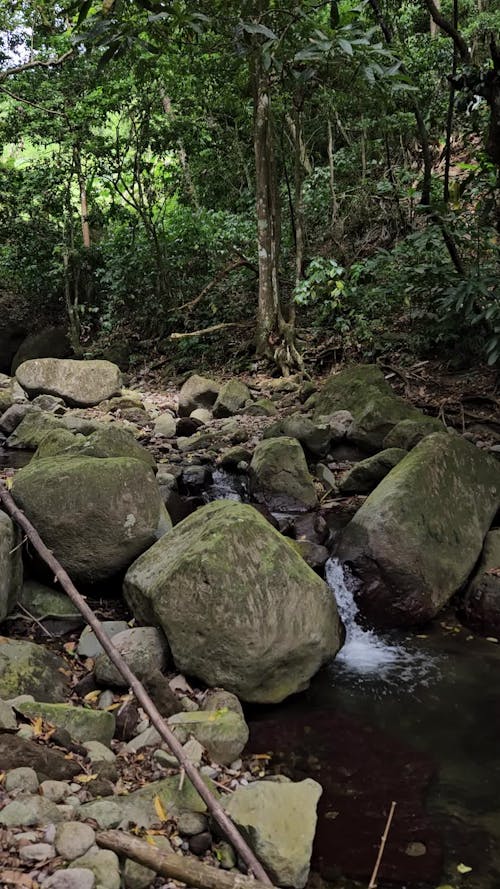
[249, 559, 500, 888]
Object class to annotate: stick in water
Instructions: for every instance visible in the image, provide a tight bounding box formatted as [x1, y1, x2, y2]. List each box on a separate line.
[368, 800, 397, 889]
[0, 481, 272, 886]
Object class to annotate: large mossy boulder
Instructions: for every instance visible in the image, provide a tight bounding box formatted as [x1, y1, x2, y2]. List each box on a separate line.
[12, 456, 170, 584]
[249, 437, 318, 510]
[461, 529, 500, 637]
[34, 424, 156, 472]
[213, 379, 250, 418]
[16, 701, 115, 746]
[0, 637, 69, 701]
[124, 501, 342, 703]
[16, 358, 122, 407]
[6, 410, 64, 450]
[224, 779, 322, 888]
[0, 512, 23, 622]
[11, 327, 72, 374]
[264, 414, 331, 458]
[178, 374, 219, 417]
[335, 433, 500, 627]
[383, 416, 444, 450]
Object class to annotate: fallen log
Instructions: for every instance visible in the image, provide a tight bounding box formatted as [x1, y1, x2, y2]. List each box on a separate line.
[0, 480, 271, 886]
[97, 829, 269, 889]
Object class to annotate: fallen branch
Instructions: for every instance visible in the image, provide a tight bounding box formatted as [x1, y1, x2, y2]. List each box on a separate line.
[97, 830, 270, 889]
[170, 322, 251, 339]
[177, 257, 256, 313]
[368, 800, 397, 889]
[0, 482, 272, 886]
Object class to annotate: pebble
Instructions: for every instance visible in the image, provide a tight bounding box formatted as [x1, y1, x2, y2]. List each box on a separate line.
[188, 831, 212, 855]
[5, 766, 39, 794]
[55, 821, 96, 861]
[19, 842, 56, 861]
[98, 690, 115, 710]
[177, 812, 208, 837]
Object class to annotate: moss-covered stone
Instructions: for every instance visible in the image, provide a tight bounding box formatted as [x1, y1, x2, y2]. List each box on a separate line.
[339, 448, 407, 494]
[19, 580, 82, 622]
[16, 358, 122, 407]
[213, 380, 251, 418]
[0, 637, 69, 701]
[12, 456, 170, 584]
[0, 512, 22, 622]
[124, 501, 342, 703]
[250, 437, 317, 510]
[33, 428, 85, 459]
[243, 397, 277, 417]
[383, 416, 444, 450]
[57, 424, 156, 471]
[6, 410, 63, 450]
[462, 529, 500, 637]
[178, 375, 219, 417]
[335, 433, 500, 626]
[16, 701, 115, 746]
[347, 394, 423, 451]
[167, 708, 249, 765]
[263, 414, 330, 457]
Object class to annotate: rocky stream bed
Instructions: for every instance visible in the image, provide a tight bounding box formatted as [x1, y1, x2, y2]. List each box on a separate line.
[1, 359, 500, 889]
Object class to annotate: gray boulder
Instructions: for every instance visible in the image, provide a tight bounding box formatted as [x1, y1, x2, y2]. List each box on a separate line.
[94, 627, 169, 688]
[124, 501, 343, 703]
[154, 412, 176, 437]
[6, 410, 63, 449]
[383, 416, 444, 450]
[250, 437, 317, 510]
[167, 708, 249, 765]
[462, 529, 500, 637]
[0, 402, 31, 435]
[16, 359, 121, 407]
[339, 448, 407, 494]
[264, 414, 330, 458]
[178, 375, 220, 417]
[15, 701, 115, 746]
[224, 779, 322, 888]
[0, 512, 22, 622]
[0, 637, 69, 701]
[12, 456, 170, 584]
[213, 380, 251, 418]
[335, 433, 500, 626]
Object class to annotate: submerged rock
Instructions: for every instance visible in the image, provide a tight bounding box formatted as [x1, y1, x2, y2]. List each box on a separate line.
[250, 437, 317, 510]
[16, 358, 122, 407]
[124, 500, 342, 703]
[12, 456, 169, 584]
[224, 778, 322, 888]
[178, 374, 219, 417]
[335, 433, 500, 626]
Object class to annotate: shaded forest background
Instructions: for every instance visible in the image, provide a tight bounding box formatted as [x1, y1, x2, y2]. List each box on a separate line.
[0, 0, 499, 375]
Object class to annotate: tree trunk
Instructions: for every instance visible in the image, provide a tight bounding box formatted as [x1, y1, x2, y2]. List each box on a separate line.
[430, 0, 441, 37]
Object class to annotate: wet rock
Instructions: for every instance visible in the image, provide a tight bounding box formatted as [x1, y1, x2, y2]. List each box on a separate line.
[339, 448, 407, 494]
[16, 701, 115, 746]
[335, 433, 500, 626]
[124, 500, 343, 703]
[180, 464, 211, 494]
[16, 358, 122, 407]
[12, 456, 169, 584]
[5, 766, 39, 794]
[42, 869, 96, 889]
[213, 380, 251, 418]
[0, 512, 22, 623]
[0, 733, 81, 781]
[154, 412, 176, 437]
[293, 540, 329, 572]
[0, 794, 66, 826]
[250, 437, 317, 510]
[94, 627, 169, 689]
[178, 375, 220, 417]
[0, 638, 69, 702]
[167, 708, 249, 765]
[462, 529, 500, 636]
[224, 778, 322, 888]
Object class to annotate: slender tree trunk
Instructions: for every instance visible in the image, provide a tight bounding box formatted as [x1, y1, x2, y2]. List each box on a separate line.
[430, 0, 441, 37]
[74, 146, 91, 248]
[443, 0, 459, 204]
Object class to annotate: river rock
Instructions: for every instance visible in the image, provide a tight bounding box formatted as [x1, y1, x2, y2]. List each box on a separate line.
[178, 375, 220, 417]
[94, 627, 169, 688]
[167, 708, 249, 765]
[224, 778, 322, 888]
[19, 580, 83, 625]
[77, 621, 130, 658]
[335, 433, 500, 626]
[12, 327, 72, 373]
[0, 794, 66, 827]
[16, 358, 122, 407]
[0, 733, 81, 781]
[213, 380, 251, 418]
[250, 437, 317, 510]
[0, 402, 31, 434]
[55, 822, 96, 861]
[339, 448, 407, 494]
[190, 408, 212, 423]
[383, 416, 444, 450]
[0, 699, 17, 729]
[201, 688, 244, 718]
[154, 412, 176, 437]
[5, 766, 39, 794]
[45, 424, 157, 472]
[12, 456, 170, 584]
[264, 414, 331, 458]
[462, 529, 500, 636]
[42, 870, 96, 889]
[244, 397, 277, 417]
[6, 409, 63, 449]
[15, 701, 115, 746]
[71, 849, 120, 889]
[0, 637, 69, 701]
[0, 512, 22, 622]
[124, 500, 342, 703]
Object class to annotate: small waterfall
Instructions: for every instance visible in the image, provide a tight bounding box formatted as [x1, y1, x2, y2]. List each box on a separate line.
[326, 558, 439, 688]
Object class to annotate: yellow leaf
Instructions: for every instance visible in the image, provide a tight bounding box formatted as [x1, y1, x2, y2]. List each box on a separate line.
[457, 863, 472, 874]
[105, 702, 121, 710]
[31, 716, 44, 737]
[154, 794, 167, 822]
[83, 690, 101, 703]
[75, 773, 97, 784]
[5, 477, 13, 490]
